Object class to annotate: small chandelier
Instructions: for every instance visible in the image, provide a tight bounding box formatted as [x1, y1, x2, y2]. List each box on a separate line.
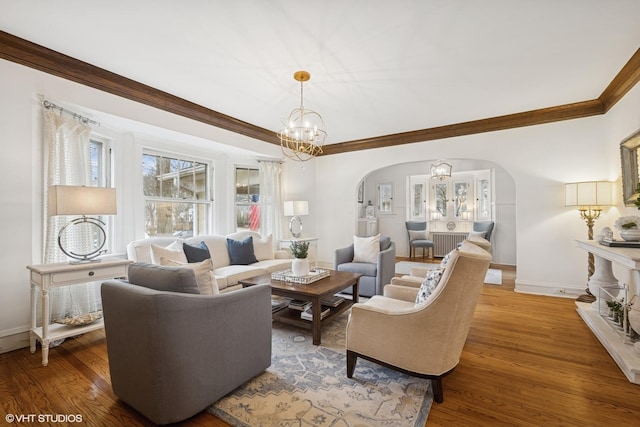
[278, 71, 327, 162]
[430, 161, 452, 180]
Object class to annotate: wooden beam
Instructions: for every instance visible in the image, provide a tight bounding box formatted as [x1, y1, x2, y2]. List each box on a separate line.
[599, 47, 640, 112]
[320, 100, 605, 156]
[0, 30, 280, 145]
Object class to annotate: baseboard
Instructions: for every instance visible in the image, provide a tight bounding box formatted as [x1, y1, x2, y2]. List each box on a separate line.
[0, 330, 30, 354]
[515, 279, 583, 299]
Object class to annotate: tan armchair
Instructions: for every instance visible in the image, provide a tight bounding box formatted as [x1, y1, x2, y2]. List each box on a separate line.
[345, 240, 492, 403]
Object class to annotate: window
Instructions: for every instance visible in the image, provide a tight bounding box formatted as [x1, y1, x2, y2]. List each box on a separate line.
[143, 153, 211, 237]
[89, 137, 110, 187]
[235, 167, 260, 231]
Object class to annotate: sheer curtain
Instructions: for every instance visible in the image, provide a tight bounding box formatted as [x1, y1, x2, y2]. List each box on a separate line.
[259, 161, 283, 245]
[42, 107, 101, 323]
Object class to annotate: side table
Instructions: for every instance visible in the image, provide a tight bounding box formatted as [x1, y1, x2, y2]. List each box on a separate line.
[26, 258, 131, 366]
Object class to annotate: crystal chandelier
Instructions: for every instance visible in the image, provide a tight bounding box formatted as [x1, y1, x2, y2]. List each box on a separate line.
[430, 161, 452, 180]
[278, 71, 327, 162]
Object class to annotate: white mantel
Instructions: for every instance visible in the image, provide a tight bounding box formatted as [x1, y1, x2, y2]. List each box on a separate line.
[575, 239, 640, 384]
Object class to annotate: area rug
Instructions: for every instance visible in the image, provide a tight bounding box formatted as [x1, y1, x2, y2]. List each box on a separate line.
[209, 312, 433, 426]
[395, 261, 502, 285]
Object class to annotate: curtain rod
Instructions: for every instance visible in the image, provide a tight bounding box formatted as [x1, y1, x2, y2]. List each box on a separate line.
[42, 100, 100, 126]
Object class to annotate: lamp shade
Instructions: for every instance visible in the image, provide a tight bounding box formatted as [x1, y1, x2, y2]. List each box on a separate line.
[565, 181, 613, 207]
[49, 185, 117, 216]
[283, 200, 309, 216]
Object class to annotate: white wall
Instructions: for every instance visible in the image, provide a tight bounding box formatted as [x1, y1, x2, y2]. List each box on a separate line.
[314, 81, 640, 298]
[2, 54, 640, 354]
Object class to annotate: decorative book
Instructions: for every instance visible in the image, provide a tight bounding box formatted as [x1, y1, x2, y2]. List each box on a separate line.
[271, 268, 331, 284]
[599, 239, 640, 248]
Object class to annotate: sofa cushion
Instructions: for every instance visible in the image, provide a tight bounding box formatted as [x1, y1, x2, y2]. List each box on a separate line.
[214, 265, 267, 289]
[183, 241, 212, 263]
[160, 257, 219, 295]
[337, 261, 377, 277]
[150, 241, 187, 264]
[127, 262, 200, 294]
[252, 258, 292, 274]
[227, 236, 259, 265]
[415, 267, 444, 305]
[253, 234, 274, 261]
[468, 230, 486, 239]
[353, 234, 380, 263]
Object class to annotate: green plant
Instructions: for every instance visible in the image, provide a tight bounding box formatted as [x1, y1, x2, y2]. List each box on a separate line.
[290, 241, 309, 259]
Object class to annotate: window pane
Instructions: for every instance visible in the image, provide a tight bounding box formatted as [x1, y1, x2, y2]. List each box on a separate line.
[145, 201, 196, 237]
[143, 154, 159, 197]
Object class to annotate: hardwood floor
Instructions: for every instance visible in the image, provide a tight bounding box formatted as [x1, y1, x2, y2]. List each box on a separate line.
[2, 261, 640, 426]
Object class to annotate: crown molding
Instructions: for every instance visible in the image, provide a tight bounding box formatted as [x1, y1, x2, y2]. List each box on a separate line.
[1, 31, 638, 156]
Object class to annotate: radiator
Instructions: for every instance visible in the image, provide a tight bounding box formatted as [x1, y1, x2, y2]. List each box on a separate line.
[432, 232, 467, 257]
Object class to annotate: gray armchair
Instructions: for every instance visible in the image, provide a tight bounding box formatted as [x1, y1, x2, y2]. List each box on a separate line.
[406, 221, 434, 258]
[334, 236, 396, 297]
[101, 263, 272, 425]
[473, 221, 494, 241]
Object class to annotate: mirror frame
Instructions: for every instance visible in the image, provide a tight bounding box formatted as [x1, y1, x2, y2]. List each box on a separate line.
[621, 128, 640, 206]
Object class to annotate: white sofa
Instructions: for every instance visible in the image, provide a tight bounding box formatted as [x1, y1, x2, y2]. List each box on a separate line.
[127, 231, 291, 293]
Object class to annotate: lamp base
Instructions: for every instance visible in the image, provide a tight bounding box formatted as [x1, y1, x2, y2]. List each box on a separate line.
[576, 288, 596, 303]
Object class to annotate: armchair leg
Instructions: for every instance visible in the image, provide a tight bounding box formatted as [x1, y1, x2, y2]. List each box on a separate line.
[432, 378, 444, 403]
[346, 350, 357, 378]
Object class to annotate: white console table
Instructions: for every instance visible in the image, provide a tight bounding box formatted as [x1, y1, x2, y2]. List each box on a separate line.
[27, 258, 131, 366]
[575, 239, 640, 384]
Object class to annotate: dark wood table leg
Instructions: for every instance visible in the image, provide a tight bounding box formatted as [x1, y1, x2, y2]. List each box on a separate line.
[352, 280, 359, 304]
[312, 295, 322, 345]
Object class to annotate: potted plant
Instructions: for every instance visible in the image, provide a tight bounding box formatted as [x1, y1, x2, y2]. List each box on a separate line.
[614, 216, 640, 241]
[290, 241, 310, 276]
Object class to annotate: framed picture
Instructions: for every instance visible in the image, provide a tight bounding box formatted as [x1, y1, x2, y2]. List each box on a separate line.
[357, 181, 364, 203]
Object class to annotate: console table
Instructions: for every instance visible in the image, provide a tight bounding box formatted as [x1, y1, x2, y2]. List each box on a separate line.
[575, 239, 640, 384]
[26, 258, 131, 366]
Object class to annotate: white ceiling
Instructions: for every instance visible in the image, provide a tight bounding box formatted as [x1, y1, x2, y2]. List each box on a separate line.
[2, 0, 640, 146]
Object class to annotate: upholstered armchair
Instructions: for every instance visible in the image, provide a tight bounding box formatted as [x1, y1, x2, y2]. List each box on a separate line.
[406, 221, 434, 258]
[472, 221, 494, 241]
[101, 263, 272, 425]
[334, 235, 396, 297]
[345, 240, 492, 403]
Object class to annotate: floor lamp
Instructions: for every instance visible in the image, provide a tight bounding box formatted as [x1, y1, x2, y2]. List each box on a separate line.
[565, 181, 613, 302]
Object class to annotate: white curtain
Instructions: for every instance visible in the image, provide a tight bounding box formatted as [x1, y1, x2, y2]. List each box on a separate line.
[42, 107, 100, 323]
[259, 161, 283, 246]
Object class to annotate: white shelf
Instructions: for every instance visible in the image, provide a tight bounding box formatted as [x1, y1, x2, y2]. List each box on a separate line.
[576, 301, 640, 384]
[32, 318, 105, 343]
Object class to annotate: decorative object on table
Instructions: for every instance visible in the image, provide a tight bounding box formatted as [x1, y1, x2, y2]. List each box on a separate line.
[54, 310, 102, 326]
[430, 160, 452, 180]
[565, 180, 614, 302]
[48, 185, 117, 262]
[614, 215, 640, 241]
[627, 295, 640, 353]
[290, 240, 310, 276]
[283, 200, 308, 238]
[277, 70, 326, 162]
[271, 268, 331, 284]
[365, 200, 375, 219]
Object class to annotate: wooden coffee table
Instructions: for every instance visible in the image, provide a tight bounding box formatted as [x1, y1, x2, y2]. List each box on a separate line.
[239, 270, 361, 345]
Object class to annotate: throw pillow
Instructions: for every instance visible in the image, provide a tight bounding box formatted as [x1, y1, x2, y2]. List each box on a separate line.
[468, 230, 487, 239]
[127, 262, 200, 294]
[440, 248, 457, 268]
[160, 257, 219, 295]
[408, 230, 428, 241]
[253, 234, 274, 261]
[150, 242, 187, 264]
[183, 241, 211, 263]
[227, 236, 259, 265]
[415, 267, 444, 305]
[353, 234, 380, 263]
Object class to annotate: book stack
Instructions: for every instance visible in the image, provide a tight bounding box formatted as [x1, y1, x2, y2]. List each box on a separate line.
[288, 299, 312, 312]
[301, 305, 331, 321]
[322, 295, 345, 308]
[271, 297, 291, 313]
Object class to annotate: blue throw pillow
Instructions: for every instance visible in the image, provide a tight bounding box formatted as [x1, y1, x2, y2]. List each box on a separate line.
[227, 236, 258, 265]
[183, 241, 211, 263]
